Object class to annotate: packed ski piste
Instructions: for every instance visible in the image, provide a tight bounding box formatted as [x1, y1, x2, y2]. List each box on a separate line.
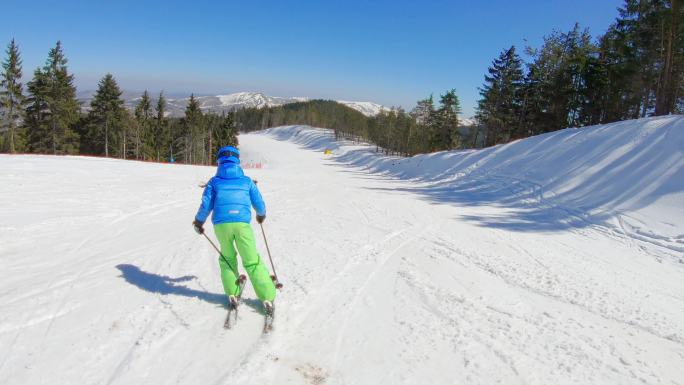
[1, 118, 683, 384]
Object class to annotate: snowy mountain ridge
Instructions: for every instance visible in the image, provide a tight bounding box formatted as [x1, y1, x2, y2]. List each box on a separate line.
[215, 92, 308, 109]
[460, 116, 476, 126]
[335, 100, 389, 116]
[192, 92, 309, 112]
[77, 90, 387, 117]
[76, 90, 478, 124]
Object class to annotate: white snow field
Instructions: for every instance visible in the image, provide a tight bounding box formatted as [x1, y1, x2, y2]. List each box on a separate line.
[1, 116, 683, 385]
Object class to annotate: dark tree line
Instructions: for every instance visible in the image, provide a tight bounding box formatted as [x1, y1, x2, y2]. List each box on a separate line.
[477, 0, 684, 146]
[0, 41, 237, 164]
[366, 90, 463, 155]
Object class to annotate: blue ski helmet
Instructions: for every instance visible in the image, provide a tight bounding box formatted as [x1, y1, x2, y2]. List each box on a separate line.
[217, 145, 240, 164]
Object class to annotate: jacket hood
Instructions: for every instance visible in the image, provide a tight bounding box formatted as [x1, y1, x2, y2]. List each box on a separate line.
[216, 162, 245, 179]
[217, 146, 240, 165]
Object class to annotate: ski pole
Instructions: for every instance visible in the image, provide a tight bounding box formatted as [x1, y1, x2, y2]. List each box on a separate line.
[202, 232, 223, 256]
[202, 232, 238, 274]
[259, 223, 283, 289]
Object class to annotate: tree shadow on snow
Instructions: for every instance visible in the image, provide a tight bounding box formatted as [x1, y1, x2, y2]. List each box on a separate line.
[116, 264, 262, 312]
[326, 117, 684, 233]
[362, 180, 598, 232]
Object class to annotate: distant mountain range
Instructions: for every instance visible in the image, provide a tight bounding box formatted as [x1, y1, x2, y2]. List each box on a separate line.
[76, 91, 388, 118]
[76, 90, 476, 125]
[460, 117, 476, 126]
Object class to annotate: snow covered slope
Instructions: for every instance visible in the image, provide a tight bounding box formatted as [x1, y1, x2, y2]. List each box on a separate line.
[301, 115, 684, 257]
[1, 116, 683, 385]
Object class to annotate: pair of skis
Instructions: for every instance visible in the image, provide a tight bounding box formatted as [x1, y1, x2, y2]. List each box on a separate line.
[223, 274, 277, 334]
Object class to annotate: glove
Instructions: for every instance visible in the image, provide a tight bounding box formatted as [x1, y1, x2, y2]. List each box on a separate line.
[256, 215, 266, 224]
[192, 220, 204, 234]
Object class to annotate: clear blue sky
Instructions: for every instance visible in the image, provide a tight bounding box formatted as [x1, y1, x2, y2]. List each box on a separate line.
[3, 0, 623, 117]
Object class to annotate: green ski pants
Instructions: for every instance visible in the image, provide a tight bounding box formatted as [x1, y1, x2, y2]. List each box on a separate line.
[214, 222, 276, 302]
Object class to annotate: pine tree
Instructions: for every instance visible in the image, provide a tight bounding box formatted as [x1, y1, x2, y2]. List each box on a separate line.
[579, 47, 609, 125]
[394, 107, 416, 155]
[181, 94, 203, 163]
[25, 68, 51, 152]
[522, 26, 599, 134]
[88, 74, 125, 157]
[44, 41, 80, 154]
[435, 89, 461, 150]
[476, 46, 524, 146]
[0, 39, 25, 153]
[607, 0, 684, 117]
[597, 26, 638, 122]
[655, 0, 683, 115]
[134, 90, 152, 159]
[411, 96, 435, 152]
[214, 113, 238, 155]
[565, 24, 599, 127]
[151, 91, 168, 161]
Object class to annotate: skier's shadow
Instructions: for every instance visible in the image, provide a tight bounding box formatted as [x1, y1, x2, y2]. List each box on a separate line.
[116, 264, 262, 312]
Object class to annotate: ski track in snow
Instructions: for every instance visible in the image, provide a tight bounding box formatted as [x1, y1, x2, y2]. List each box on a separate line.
[1, 118, 684, 385]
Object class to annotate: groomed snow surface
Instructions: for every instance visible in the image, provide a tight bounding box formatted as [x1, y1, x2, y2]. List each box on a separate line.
[1, 116, 683, 385]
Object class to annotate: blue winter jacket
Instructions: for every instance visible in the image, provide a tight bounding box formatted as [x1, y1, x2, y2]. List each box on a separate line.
[194, 162, 266, 225]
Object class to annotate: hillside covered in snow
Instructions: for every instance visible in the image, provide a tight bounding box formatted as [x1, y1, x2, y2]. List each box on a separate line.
[0, 116, 682, 385]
